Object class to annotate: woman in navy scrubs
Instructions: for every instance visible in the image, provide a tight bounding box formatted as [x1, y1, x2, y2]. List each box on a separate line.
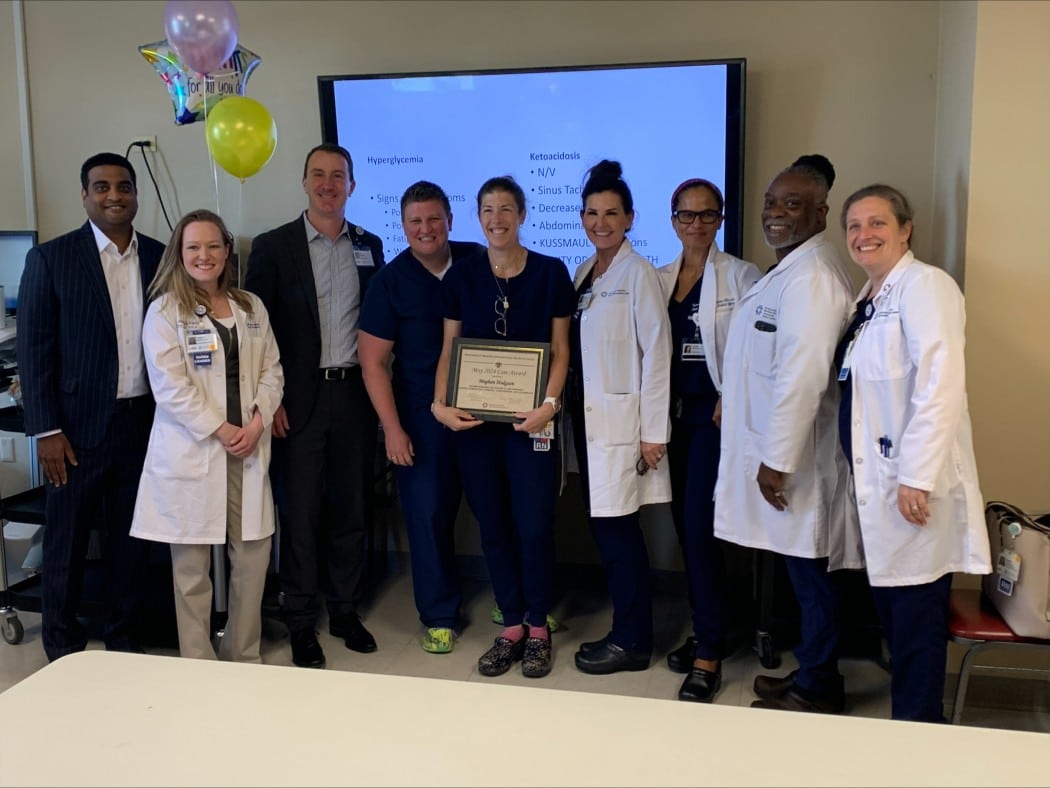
[432, 176, 574, 679]
[656, 179, 760, 701]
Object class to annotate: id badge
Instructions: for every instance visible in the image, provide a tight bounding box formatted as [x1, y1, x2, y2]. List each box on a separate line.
[576, 290, 594, 311]
[530, 420, 554, 452]
[353, 248, 375, 268]
[187, 329, 217, 367]
[681, 341, 705, 361]
[838, 336, 858, 382]
[996, 549, 1021, 584]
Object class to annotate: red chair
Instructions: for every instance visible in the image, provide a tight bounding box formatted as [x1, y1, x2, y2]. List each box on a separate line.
[947, 588, 1050, 724]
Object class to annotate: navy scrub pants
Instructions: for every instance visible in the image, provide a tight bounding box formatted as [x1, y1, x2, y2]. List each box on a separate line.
[397, 402, 464, 630]
[571, 407, 653, 654]
[870, 573, 952, 722]
[783, 555, 844, 696]
[453, 422, 557, 629]
[668, 414, 725, 661]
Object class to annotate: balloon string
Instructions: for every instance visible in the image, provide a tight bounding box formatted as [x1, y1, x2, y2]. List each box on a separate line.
[237, 177, 245, 287]
[203, 73, 220, 214]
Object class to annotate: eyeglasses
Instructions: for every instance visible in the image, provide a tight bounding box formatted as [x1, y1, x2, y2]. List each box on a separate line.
[672, 209, 722, 225]
[636, 456, 650, 476]
[494, 297, 508, 337]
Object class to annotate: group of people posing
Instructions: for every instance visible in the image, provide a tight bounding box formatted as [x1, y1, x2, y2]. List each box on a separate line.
[18, 145, 990, 725]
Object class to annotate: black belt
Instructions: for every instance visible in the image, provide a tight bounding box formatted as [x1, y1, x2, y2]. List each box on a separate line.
[319, 366, 359, 382]
[114, 394, 152, 411]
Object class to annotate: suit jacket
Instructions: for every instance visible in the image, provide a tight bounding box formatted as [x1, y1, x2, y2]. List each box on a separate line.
[17, 221, 165, 448]
[244, 213, 384, 435]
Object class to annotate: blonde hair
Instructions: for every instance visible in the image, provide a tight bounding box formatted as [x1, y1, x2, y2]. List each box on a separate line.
[148, 209, 254, 317]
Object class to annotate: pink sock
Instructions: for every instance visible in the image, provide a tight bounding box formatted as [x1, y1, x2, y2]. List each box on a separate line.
[528, 624, 549, 641]
[501, 624, 525, 642]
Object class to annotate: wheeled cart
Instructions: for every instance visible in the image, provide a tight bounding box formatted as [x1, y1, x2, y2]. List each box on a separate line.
[0, 485, 46, 644]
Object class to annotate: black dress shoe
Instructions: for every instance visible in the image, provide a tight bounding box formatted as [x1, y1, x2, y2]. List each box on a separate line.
[753, 670, 798, 699]
[574, 642, 650, 675]
[330, 613, 377, 654]
[678, 665, 722, 703]
[751, 687, 845, 714]
[578, 634, 611, 654]
[666, 636, 696, 674]
[290, 629, 326, 669]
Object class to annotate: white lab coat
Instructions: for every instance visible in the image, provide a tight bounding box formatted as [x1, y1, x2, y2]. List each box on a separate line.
[131, 292, 284, 544]
[656, 243, 761, 392]
[847, 251, 991, 585]
[571, 240, 672, 517]
[714, 232, 862, 568]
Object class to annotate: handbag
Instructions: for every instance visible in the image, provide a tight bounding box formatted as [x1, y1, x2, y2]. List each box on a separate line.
[982, 501, 1050, 639]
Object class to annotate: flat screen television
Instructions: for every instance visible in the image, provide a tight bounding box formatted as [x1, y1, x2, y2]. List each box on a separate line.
[318, 59, 745, 276]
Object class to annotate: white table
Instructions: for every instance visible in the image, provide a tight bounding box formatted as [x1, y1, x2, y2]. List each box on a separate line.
[0, 650, 1046, 786]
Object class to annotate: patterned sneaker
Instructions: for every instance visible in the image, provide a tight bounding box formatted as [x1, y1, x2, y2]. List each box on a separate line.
[422, 627, 455, 654]
[490, 605, 560, 633]
[478, 636, 527, 677]
[522, 636, 553, 678]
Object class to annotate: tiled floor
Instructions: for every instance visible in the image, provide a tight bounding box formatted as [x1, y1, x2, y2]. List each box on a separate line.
[1, 558, 1047, 734]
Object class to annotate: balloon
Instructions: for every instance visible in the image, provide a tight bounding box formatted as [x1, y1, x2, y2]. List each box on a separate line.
[163, 0, 239, 75]
[205, 96, 277, 180]
[139, 39, 261, 126]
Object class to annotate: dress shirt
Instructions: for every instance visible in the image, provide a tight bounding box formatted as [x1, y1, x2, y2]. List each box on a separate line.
[90, 221, 149, 398]
[303, 214, 360, 367]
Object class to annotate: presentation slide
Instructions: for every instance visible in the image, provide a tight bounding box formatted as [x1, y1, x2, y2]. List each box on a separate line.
[326, 63, 732, 277]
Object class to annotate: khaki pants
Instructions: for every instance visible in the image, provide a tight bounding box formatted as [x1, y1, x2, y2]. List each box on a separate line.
[169, 456, 271, 662]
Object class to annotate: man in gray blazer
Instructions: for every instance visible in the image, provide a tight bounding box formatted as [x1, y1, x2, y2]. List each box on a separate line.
[18, 152, 165, 661]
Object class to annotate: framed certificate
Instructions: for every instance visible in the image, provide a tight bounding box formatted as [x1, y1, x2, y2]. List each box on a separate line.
[447, 337, 550, 422]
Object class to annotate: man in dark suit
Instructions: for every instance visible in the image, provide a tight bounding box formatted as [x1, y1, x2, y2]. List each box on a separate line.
[17, 152, 165, 661]
[245, 143, 384, 668]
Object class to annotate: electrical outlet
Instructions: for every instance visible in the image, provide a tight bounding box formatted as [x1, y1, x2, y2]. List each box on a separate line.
[131, 135, 157, 152]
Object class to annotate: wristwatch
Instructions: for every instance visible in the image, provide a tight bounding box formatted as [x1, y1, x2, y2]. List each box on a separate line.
[543, 396, 561, 414]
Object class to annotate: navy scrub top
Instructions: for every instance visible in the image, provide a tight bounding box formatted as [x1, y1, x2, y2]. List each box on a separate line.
[442, 249, 575, 342]
[360, 240, 483, 408]
[835, 297, 875, 466]
[668, 276, 718, 424]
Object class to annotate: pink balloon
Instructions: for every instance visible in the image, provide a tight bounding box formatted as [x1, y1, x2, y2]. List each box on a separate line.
[163, 0, 239, 75]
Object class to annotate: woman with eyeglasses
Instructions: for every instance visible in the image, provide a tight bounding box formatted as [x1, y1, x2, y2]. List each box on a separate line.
[568, 160, 673, 675]
[655, 180, 760, 701]
[432, 176, 574, 679]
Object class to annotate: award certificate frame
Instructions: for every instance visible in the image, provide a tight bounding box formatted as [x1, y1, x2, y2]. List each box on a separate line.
[447, 337, 550, 422]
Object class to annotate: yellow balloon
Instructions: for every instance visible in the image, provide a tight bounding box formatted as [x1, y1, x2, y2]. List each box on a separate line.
[205, 96, 277, 180]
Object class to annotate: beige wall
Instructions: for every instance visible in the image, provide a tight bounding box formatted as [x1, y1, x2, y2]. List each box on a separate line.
[962, 0, 1050, 513]
[931, 1, 976, 285]
[0, 2, 31, 229]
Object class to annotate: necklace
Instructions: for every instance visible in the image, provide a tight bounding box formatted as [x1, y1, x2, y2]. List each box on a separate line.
[490, 248, 526, 311]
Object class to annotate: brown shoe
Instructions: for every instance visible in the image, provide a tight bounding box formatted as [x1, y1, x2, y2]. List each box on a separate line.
[753, 670, 798, 699]
[751, 687, 845, 714]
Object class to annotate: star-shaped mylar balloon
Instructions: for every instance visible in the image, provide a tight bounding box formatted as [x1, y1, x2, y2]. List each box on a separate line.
[139, 38, 261, 126]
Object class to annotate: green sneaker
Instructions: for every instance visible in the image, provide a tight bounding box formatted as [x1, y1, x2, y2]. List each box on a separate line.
[490, 605, 560, 633]
[422, 627, 455, 654]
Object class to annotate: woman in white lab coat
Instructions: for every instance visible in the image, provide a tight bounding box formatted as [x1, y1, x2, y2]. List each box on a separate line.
[655, 178, 760, 702]
[131, 209, 283, 663]
[715, 155, 861, 714]
[568, 160, 672, 675]
[836, 184, 990, 721]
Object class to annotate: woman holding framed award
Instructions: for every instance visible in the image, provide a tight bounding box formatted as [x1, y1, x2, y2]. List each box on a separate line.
[432, 176, 574, 679]
[568, 160, 673, 676]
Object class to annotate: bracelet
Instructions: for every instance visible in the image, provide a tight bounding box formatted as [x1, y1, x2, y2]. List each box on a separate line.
[431, 401, 444, 414]
[542, 396, 561, 414]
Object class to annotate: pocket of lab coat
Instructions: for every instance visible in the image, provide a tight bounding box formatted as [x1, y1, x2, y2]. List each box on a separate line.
[858, 320, 910, 381]
[598, 392, 640, 446]
[749, 326, 776, 378]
